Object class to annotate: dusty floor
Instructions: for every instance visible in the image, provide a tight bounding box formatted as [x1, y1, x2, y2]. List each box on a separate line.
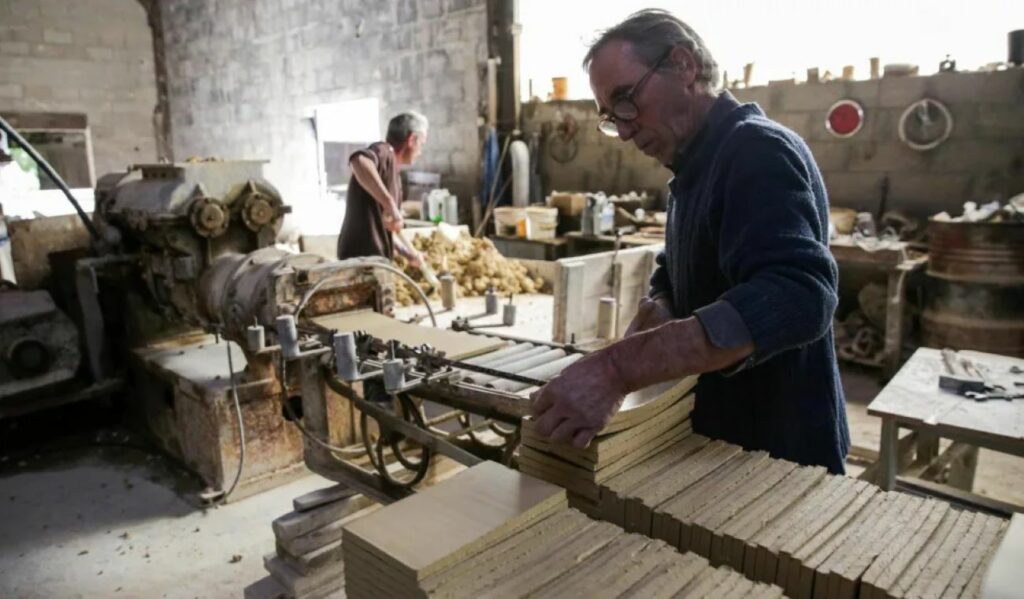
[1, 293, 1022, 597]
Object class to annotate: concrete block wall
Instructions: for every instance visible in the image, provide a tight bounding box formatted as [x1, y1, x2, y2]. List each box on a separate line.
[0, 0, 159, 178]
[523, 69, 1024, 219]
[159, 0, 487, 226]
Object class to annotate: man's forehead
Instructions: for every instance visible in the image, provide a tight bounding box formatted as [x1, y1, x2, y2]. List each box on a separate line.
[588, 39, 649, 107]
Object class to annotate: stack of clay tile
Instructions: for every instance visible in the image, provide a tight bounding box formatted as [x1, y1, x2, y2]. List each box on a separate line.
[517, 376, 698, 512]
[594, 433, 1009, 599]
[342, 461, 784, 598]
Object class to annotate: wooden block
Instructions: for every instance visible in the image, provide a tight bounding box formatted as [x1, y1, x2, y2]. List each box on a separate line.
[725, 466, 827, 574]
[263, 553, 343, 598]
[530, 534, 652, 597]
[773, 478, 871, 589]
[283, 504, 381, 557]
[618, 552, 711, 597]
[940, 515, 1007, 599]
[638, 441, 746, 538]
[472, 522, 624, 597]
[822, 492, 911, 599]
[910, 510, 990, 598]
[662, 452, 770, 552]
[312, 309, 506, 360]
[292, 484, 358, 513]
[752, 476, 850, 584]
[888, 506, 962, 598]
[420, 509, 591, 595]
[522, 396, 694, 469]
[342, 462, 566, 582]
[694, 459, 797, 565]
[784, 482, 880, 598]
[598, 434, 711, 524]
[273, 494, 376, 542]
[965, 516, 1013, 599]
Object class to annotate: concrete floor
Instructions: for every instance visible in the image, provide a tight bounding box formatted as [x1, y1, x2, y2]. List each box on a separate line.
[2, 293, 1022, 597]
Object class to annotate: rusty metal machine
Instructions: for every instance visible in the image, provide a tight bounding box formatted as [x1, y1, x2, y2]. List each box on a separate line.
[73, 159, 593, 504]
[74, 161, 399, 499]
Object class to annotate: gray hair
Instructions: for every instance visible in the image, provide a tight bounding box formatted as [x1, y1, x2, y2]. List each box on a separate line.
[386, 111, 429, 146]
[582, 9, 719, 89]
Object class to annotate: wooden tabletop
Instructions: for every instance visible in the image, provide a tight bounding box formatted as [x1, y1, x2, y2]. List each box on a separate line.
[564, 231, 665, 246]
[867, 348, 1024, 456]
[828, 236, 908, 267]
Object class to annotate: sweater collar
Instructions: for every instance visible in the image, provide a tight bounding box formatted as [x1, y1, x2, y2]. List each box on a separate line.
[669, 90, 751, 176]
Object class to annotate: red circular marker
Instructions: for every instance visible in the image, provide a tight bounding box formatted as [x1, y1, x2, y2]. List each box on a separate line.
[826, 100, 864, 138]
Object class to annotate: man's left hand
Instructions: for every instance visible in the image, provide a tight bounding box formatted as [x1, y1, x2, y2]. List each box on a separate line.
[530, 351, 626, 449]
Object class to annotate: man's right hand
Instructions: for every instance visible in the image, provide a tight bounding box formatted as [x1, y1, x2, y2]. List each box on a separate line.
[624, 295, 674, 337]
[384, 210, 404, 232]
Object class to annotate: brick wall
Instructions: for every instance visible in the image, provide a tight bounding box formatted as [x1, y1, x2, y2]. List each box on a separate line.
[523, 69, 1024, 219]
[159, 0, 487, 229]
[0, 0, 159, 178]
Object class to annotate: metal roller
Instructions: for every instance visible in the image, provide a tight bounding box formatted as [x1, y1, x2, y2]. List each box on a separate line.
[464, 345, 550, 374]
[463, 348, 566, 385]
[490, 353, 583, 393]
[463, 342, 533, 366]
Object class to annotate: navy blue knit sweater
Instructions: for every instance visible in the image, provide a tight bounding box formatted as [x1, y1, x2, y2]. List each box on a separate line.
[651, 91, 850, 474]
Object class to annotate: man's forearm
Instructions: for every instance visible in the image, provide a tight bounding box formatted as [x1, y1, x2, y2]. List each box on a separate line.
[604, 316, 753, 393]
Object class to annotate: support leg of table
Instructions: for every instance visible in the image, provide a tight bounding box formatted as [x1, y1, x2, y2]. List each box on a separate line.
[883, 269, 905, 379]
[879, 418, 899, 491]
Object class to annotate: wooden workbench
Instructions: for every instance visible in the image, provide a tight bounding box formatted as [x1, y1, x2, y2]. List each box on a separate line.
[828, 236, 927, 378]
[564, 231, 664, 256]
[867, 347, 1024, 512]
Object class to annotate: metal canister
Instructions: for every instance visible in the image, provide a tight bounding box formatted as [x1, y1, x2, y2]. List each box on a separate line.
[922, 219, 1024, 356]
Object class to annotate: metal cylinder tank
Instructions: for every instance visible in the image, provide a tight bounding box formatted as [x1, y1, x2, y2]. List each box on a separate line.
[922, 219, 1024, 356]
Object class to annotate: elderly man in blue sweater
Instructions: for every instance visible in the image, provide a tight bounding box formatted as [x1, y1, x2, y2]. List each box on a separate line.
[532, 9, 850, 473]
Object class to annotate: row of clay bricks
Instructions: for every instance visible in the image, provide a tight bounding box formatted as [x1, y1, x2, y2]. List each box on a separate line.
[595, 433, 1008, 599]
[341, 462, 785, 598]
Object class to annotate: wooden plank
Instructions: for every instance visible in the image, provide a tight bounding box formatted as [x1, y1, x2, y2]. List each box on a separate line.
[859, 497, 947, 599]
[274, 495, 376, 541]
[292, 484, 357, 513]
[341, 462, 566, 581]
[312, 310, 505, 360]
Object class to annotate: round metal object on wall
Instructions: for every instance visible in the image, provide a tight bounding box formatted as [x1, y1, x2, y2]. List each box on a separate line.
[899, 98, 953, 151]
[189, 196, 231, 238]
[825, 99, 864, 138]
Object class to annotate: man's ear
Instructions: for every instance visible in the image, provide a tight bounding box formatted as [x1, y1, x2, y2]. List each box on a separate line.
[668, 46, 698, 85]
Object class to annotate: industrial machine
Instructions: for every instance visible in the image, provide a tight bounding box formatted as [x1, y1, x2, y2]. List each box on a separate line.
[30, 158, 586, 502]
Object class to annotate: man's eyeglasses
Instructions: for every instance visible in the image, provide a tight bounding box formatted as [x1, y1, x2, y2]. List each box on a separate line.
[596, 51, 671, 137]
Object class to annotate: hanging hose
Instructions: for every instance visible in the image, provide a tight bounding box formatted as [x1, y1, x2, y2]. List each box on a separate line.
[0, 115, 102, 244]
[219, 337, 246, 503]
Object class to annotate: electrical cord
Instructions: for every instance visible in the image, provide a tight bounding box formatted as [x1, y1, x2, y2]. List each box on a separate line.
[0, 115, 102, 243]
[294, 260, 437, 327]
[277, 355, 367, 458]
[219, 336, 246, 503]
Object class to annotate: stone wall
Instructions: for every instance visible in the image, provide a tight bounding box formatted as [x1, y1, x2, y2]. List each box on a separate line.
[159, 0, 488, 233]
[523, 69, 1024, 218]
[0, 0, 159, 178]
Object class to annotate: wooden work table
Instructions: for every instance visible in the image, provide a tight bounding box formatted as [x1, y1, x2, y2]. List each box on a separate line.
[564, 231, 664, 257]
[828, 236, 928, 377]
[867, 347, 1024, 513]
